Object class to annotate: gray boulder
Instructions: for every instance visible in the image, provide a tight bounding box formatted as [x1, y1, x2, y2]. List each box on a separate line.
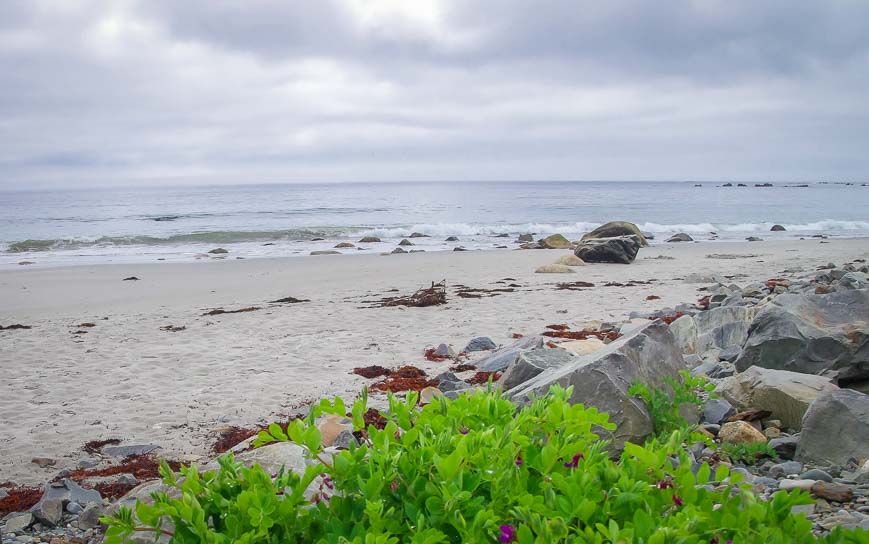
[500, 348, 577, 390]
[102, 444, 159, 457]
[769, 435, 800, 460]
[669, 315, 698, 355]
[715, 366, 838, 430]
[474, 335, 545, 372]
[735, 290, 869, 387]
[703, 398, 736, 425]
[666, 233, 694, 242]
[581, 221, 649, 247]
[463, 337, 497, 353]
[694, 306, 755, 353]
[574, 235, 642, 264]
[510, 320, 685, 449]
[797, 388, 869, 465]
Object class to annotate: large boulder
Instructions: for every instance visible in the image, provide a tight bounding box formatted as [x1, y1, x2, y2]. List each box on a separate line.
[474, 335, 545, 372]
[510, 320, 685, 449]
[735, 290, 869, 388]
[694, 306, 755, 353]
[574, 236, 641, 264]
[669, 315, 698, 355]
[538, 234, 571, 249]
[581, 221, 649, 247]
[715, 366, 838, 430]
[797, 388, 869, 465]
[500, 348, 577, 390]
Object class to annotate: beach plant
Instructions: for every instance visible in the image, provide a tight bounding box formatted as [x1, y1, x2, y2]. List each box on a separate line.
[721, 441, 780, 465]
[103, 385, 866, 543]
[629, 370, 715, 437]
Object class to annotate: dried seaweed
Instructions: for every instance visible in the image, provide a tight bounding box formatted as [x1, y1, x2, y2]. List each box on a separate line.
[449, 363, 477, 373]
[0, 484, 42, 516]
[202, 306, 261, 316]
[466, 371, 502, 385]
[269, 296, 311, 304]
[554, 281, 595, 291]
[542, 327, 620, 342]
[212, 427, 259, 454]
[424, 348, 449, 362]
[159, 325, 186, 332]
[378, 281, 447, 307]
[0, 324, 32, 330]
[371, 365, 439, 392]
[352, 365, 392, 379]
[83, 438, 122, 454]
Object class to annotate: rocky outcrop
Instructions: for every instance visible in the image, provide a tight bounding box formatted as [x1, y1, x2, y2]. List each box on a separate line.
[538, 234, 571, 249]
[715, 366, 838, 430]
[474, 335, 545, 372]
[581, 221, 649, 247]
[509, 320, 685, 449]
[796, 388, 869, 465]
[669, 315, 698, 355]
[735, 290, 869, 388]
[574, 235, 641, 264]
[694, 306, 755, 353]
[500, 348, 576, 391]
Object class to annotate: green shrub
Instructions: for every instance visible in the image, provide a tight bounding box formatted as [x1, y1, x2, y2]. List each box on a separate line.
[629, 370, 715, 437]
[721, 441, 779, 465]
[104, 386, 866, 543]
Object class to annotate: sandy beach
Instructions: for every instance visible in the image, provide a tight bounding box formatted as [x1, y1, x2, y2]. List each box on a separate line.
[1, 238, 867, 486]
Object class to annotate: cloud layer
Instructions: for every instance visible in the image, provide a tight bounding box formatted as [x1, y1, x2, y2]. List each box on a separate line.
[2, 0, 868, 188]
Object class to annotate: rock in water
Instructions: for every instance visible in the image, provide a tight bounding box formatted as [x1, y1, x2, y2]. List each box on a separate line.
[715, 366, 838, 430]
[554, 254, 585, 266]
[770, 224, 786, 231]
[445, 236, 459, 242]
[463, 337, 497, 352]
[581, 221, 649, 247]
[535, 264, 574, 274]
[500, 348, 577, 391]
[208, 248, 228, 254]
[310, 250, 341, 255]
[510, 321, 685, 450]
[358, 236, 381, 243]
[719, 420, 767, 445]
[797, 388, 869, 465]
[398, 239, 414, 246]
[734, 290, 869, 387]
[538, 234, 571, 249]
[574, 235, 641, 264]
[517, 234, 534, 242]
[666, 233, 694, 242]
[334, 242, 355, 248]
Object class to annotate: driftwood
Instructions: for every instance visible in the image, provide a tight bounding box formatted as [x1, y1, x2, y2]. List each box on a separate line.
[382, 280, 447, 307]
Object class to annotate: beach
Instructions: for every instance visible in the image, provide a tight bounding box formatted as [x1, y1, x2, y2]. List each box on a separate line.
[1, 237, 867, 486]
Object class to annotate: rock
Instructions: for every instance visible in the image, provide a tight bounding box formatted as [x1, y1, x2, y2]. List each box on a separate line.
[332, 430, 358, 450]
[435, 372, 466, 393]
[510, 321, 685, 450]
[445, 236, 459, 242]
[746, 236, 763, 242]
[669, 315, 698, 355]
[31, 457, 56, 468]
[418, 387, 443, 404]
[735, 291, 869, 387]
[538, 234, 571, 249]
[31, 498, 63, 527]
[763, 427, 782, 439]
[102, 444, 159, 457]
[517, 234, 534, 242]
[718, 420, 767, 445]
[771, 224, 786, 231]
[769, 461, 803, 478]
[554, 254, 585, 267]
[581, 221, 649, 247]
[463, 337, 497, 353]
[769, 436, 800, 460]
[358, 236, 381, 243]
[233, 442, 308, 476]
[66, 500, 83, 514]
[557, 338, 606, 356]
[398, 239, 414, 246]
[4, 513, 33, 532]
[535, 264, 574, 274]
[390, 248, 407, 254]
[433, 343, 456, 358]
[694, 306, 754, 353]
[779, 479, 816, 491]
[797, 388, 869, 465]
[811, 481, 853, 502]
[703, 398, 736, 425]
[310, 250, 341, 255]
[78, 503, 104, 531]
[666, 233, 693, 242]
[715, 366, 838, 430]
[208, 248, 228, 254]
[801, 469, 834, 482]
[334, 242, 355, 248]
[409, 232, 428, 238]
[474, 335, 545, 372]
[500, 348, 576, 390]
[719, 345, 742, 362]
[0, 488, 6, 499]
[574, 235, 642, 264]
[316, 414, 354, 448]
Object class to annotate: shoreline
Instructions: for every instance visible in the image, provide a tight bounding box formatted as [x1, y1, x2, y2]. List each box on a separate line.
[1, 238, 868, 486]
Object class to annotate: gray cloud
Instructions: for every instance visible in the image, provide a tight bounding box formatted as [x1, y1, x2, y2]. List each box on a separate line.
[1, 0, 867, 188]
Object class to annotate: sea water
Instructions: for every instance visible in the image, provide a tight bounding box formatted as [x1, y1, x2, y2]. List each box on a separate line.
[1, 181, 867, 268]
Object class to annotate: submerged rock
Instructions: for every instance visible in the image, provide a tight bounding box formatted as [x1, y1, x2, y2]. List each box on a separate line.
[538, 234, 571, 249]
[666, 233, 694, 242]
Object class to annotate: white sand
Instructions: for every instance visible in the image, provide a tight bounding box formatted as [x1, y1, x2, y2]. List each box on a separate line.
[1, 239, 867, 484]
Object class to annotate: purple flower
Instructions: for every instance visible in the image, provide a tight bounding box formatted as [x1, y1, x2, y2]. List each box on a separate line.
[515, 456, 523, 467]
[459, 426, 469, 435]
[498, 524, 517, 543]
[672, 494, 683, 507]
[563, 453, 584, 469]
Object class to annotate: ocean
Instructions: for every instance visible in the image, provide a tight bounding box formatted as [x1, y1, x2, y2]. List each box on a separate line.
[1, 181, 867, 268]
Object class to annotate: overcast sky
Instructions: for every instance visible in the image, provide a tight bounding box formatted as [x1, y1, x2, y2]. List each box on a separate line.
[2, 1, 868, 188]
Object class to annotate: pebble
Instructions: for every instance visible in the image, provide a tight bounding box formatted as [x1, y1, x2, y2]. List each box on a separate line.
[780, 479, 817, 491]
[801, 469, 834, 482]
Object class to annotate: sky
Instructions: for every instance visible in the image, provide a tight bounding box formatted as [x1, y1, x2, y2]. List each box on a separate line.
[1, 0, 868, 188]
